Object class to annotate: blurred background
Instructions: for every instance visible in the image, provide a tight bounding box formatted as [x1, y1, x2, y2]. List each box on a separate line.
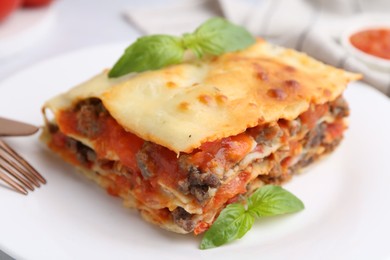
[1, 0, 389, 95]
[0, 0, 144, 80]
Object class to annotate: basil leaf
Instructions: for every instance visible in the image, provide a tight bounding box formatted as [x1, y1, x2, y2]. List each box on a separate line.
[200, 185, 304, 249]
[200, 203, 254, 250]
[183, 17, 256, 58]
[247, 185, 304, 218]
[108, 35, 184, 78]
[109, 18, 256, 77]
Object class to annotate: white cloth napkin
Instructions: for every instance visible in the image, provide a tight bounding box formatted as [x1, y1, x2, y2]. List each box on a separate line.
[124, 0, 390, 97]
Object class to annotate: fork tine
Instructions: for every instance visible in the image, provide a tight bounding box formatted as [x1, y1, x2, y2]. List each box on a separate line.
[0, 170, 28, 195]
[0, 152, 40, 187]
[0, 158, 34, 191]
[0, 139, 46, 195]
[17, 156, 46, 184]
[0, 140, 46, 184]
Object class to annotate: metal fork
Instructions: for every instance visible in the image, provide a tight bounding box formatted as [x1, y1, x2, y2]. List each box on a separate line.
[0, 117, 46, 195]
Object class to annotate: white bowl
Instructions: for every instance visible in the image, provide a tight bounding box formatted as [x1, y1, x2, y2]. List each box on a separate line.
[341, 14, 390, 72]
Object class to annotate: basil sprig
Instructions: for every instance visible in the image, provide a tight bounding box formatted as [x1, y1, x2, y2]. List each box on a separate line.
[200, 185, 304, 250]
[182, 17, 255, 58]
[108, 17, 255, 78]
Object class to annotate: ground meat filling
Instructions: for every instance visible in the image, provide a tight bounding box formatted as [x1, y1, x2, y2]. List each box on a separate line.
[259, 96, 349, 184]
[66, 137, 96, 166]
[74, 98, 107, 138]
[171, 207, 195, 232]
[303, 122, 327, 150]
[329, 96, 350, 118]
[178, 166, 220, 204]
[136, 143, 156, 180]
[254, 123, 283, 146]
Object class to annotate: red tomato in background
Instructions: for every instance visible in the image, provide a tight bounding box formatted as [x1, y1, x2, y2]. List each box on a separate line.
[23, 0, 53, 7]
[0, 0, 21, 22]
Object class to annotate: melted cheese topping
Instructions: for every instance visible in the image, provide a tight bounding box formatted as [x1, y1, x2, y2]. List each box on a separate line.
[44, 39, 360, 153]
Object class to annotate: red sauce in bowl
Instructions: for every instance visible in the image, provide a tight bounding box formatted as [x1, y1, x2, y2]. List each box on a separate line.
[350, 28, 390, 60]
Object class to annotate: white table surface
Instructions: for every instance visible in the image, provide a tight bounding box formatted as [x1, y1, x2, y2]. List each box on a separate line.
[0, 0, 170, 258]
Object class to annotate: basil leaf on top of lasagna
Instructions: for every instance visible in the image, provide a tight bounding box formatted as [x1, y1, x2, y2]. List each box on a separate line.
[41, 25, 361, 240]
[108, 17, 255, 78]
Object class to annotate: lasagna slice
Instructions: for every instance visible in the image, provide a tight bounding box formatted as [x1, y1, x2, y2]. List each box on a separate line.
[41, 39, 360, 234]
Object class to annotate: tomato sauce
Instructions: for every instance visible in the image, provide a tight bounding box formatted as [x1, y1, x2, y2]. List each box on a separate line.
[203, 171, 250, 213]
[49, 131, 84, 167]
[350, 28, 390, 60]
[189, 133, 254, 172]
[57, 110, 144, 173]
[194, 221, 210, 235]
[139, 142, 187, 189]
[299, 103, 328, 129]
[325, 118, 345, 140]
[94, 117, 144, 173]
[106, 175, 132, 197]
[57, 110, 183, 205]
[53, 105, 259, 230]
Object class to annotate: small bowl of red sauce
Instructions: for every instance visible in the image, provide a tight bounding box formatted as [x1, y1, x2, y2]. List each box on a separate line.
[341, 14, 390, 72]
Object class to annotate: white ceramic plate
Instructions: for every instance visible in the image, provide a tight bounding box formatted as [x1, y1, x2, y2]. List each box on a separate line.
[0, 43, 390, 260]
